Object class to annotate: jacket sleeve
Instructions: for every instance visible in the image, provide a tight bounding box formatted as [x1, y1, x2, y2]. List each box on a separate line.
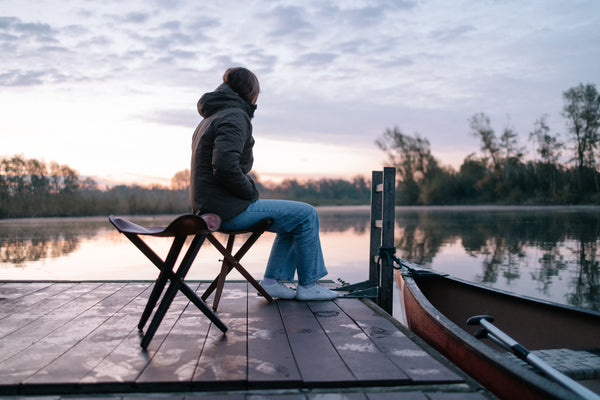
[211, 113, 259, 200]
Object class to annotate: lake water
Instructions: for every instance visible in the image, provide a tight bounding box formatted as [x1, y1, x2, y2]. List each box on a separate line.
[1, 206, 599, 320]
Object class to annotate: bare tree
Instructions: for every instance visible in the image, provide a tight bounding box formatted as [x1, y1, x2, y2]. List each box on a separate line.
[469, 112, 500, 171]
[376, 127, 438, 184]
[529, 115, 562, 165]
[562, 83, 600, 172]
[499, 118, 526, 181]
[171, 169, 190, 191]
[499, 123, 525, 164]
[1, 154, 28, 194]
[26, 158, 49, 193]
[529, 115, 563, 197]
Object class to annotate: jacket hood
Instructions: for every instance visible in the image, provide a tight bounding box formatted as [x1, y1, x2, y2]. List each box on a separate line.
[197, 82, 257, 119]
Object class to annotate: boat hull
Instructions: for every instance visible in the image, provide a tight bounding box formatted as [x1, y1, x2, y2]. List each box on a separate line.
[398, 267, 600, 400]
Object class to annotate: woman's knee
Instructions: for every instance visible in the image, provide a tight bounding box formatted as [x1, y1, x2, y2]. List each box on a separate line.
[293, 202, 320, 232]
[293, 201, 318, 221]
[262, 200, 319, 233]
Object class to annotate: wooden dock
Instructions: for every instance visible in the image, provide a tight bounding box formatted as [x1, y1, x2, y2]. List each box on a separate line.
[0, 281, 494, 399]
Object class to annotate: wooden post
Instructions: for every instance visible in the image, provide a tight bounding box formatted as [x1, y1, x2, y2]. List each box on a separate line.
[368, 171, 383, 285]
[379, 167, 396, 314]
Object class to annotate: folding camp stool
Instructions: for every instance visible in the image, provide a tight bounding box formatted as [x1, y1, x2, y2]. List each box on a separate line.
[108, 214, 228, 349]
[201, 218, 275, 311]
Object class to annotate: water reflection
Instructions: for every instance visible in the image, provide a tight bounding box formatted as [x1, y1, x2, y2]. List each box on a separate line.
[0, 211, 373, 283]
[394, 206, 600, 311]
[0, 206, 598, 311]
[0, 218, 107, 266]
[0, 210, 371, 265]
[317, 206, 371, 233]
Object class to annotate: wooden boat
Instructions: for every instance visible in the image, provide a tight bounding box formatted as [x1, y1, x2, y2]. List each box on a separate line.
[396, 261, 600, 400]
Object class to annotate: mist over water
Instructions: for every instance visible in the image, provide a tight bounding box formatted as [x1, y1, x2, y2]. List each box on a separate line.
[1, 206, 598, 313]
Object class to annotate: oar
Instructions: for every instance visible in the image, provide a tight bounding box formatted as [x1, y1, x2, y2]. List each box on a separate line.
[468, 315, 600, 400]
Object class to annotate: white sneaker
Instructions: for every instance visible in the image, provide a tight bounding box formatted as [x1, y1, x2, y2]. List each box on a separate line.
[296, 283, 338, 301]
[260, 280, 296, 299]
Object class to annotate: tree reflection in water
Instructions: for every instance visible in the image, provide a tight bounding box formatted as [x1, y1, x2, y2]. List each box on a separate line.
[0, 220, 91, 266]
[394, 206, 600, 311]
[0, 217, 153, 267]
[0, 207, 598, 311]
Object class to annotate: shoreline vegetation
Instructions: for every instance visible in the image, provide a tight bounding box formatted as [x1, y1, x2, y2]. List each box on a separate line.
[1, 152, 600, 219]
[2, 83, 598, 219]
[0, 154, 373, 219]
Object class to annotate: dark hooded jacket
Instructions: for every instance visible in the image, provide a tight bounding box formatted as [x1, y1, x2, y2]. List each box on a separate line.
[190, 83, 259, 221]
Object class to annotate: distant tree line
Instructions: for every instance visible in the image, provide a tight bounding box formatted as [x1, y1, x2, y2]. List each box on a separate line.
[0, 154, 194, 218]
[377, 82, 600, 205]
[258, 175, 371, 206]
[0, 155, 371, 218]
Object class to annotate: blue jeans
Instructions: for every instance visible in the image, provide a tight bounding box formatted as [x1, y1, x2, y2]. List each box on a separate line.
[220, 199, 328, 285]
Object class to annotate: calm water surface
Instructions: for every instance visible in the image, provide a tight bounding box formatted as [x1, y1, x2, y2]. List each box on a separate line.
[1, 206, 599, 317]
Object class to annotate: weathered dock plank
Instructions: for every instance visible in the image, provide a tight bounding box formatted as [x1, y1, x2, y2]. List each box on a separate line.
[306, 300, 409, 384]
[336, 298, 463, 383]
[192, 282, 249, 387]
[136, 282, 208, 385]
[146, 291, 209, 384]
[0, 282, 493, 399]
[278, 300, 356, 385]
[82, 282, 196, 387]
[23, 283, 150, 385]
[0, 282, 78, 320]
[0, 281, 54, 303]
[0, 392, 489, 399]
[0, 282, 129, 385]
[247, 291, 302, 386]
[0, 282, 101, 347]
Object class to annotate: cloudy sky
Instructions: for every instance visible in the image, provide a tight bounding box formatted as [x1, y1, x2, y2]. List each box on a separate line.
[2, 0, 599, 186]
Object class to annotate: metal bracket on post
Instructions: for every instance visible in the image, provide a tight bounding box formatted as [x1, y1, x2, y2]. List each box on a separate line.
[334, 280, 379, 298]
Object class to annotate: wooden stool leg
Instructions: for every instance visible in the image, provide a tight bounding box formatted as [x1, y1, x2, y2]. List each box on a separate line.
[228, 230, 273, 303]
[141, 234, 207, 348]
[138, 236, 185, 330]
[179, 283, 227, 333]
[141, 272, 181, 348]
[203, 231, 274, 308]
[201, 234, 230, 301]
[138, 272, 167, 330]
[232, 261, 273, 303]
[212, 234, 236, 311]
[201, 277, 218, 301]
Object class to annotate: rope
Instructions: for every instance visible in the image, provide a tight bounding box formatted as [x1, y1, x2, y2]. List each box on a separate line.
[377, 247, 437, 277]
[377, 246, 404, 270]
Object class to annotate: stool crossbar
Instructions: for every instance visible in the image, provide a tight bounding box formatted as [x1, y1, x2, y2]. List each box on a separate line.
[201, 217, 275, 311]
